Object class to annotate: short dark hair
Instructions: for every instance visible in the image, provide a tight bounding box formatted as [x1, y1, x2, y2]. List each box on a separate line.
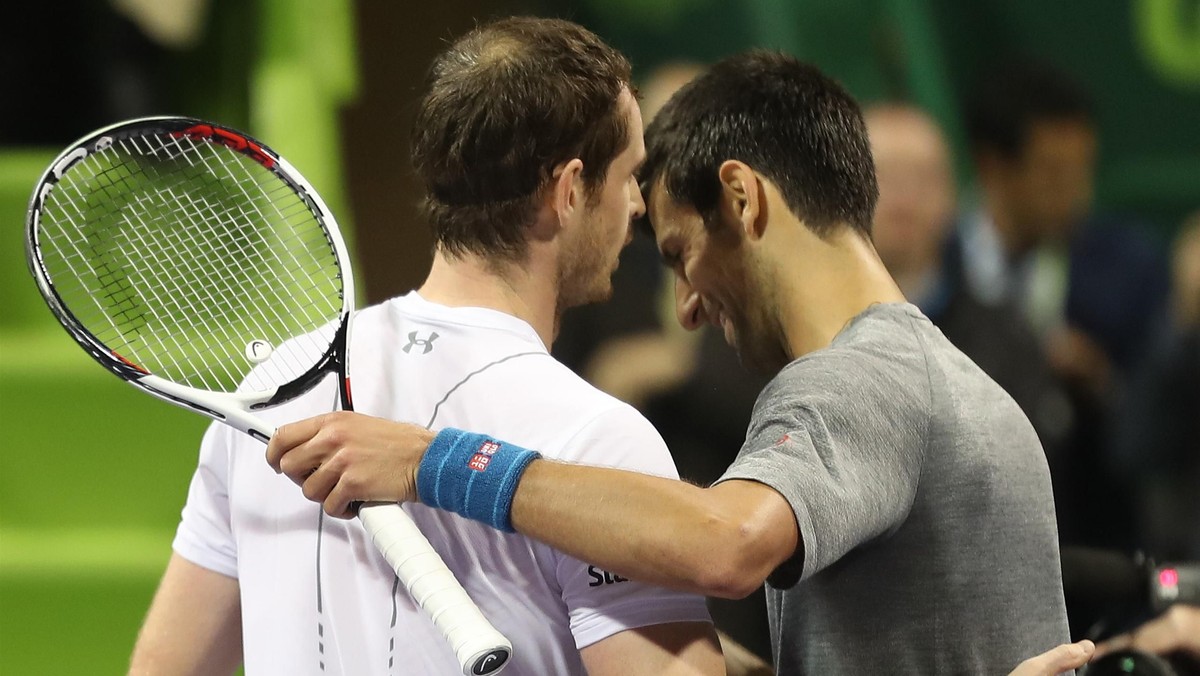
[640, 50, 878, 238]
[966, 59, 1094, 160]
[411, 17, 633, 260]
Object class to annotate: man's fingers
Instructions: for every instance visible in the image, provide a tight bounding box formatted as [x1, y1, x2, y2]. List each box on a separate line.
[266, 414, 329, 472]
[1127, 605, 1198, 657]
[277, 438, 327, 487]
[324, 481, 360, 520]
[1097, 605, 1200, 660]
[302, 462, 341, 505]
[1013, 640, 1094, 676]
[1094, 634, 1132, 659]
[262, 411, 423, 513]
[1040, 640, 1094, 672]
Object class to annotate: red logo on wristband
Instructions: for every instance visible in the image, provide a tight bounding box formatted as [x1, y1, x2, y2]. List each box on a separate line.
[468, 453, 491, 471]
[478, 440, 500, 455]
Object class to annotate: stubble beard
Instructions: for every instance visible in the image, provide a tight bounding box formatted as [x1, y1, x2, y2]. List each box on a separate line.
[556, 244, 613, 319]
[733, 272, 791, 375]
[559, 214, 621, 312]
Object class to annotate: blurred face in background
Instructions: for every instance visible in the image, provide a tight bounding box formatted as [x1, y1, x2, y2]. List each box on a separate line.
[988, 118, 1097, 249]
[639, 62, 707, 125]
[1173, 213, 1200, 327]
[865, 106, 956, 280]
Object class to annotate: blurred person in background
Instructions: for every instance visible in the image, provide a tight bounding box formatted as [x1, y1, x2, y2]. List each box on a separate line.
[1114, 213, 1200, 560]
[961, 60, 1172, 550]
[864, 103, 1072, 467]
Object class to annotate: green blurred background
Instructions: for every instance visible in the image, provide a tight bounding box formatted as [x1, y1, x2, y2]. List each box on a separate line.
[1, 0, 1196, 672]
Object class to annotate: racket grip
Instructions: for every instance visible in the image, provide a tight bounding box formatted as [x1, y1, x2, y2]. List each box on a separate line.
[357, 502, 513, 676]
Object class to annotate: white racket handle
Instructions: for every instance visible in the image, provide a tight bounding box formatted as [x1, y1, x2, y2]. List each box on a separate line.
[358, 502, 513, 676]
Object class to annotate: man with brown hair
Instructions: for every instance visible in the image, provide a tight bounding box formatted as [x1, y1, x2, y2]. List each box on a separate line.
[130, 17, 723, 676]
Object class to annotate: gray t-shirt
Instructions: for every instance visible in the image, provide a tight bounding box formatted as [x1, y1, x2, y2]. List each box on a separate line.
[719, 303, 1070, 675]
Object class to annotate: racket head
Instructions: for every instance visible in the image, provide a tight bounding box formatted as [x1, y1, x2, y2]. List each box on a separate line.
[26, 116, 357, 411]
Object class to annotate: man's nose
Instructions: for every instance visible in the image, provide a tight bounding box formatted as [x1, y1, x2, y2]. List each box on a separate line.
[631, 179, 647, 220]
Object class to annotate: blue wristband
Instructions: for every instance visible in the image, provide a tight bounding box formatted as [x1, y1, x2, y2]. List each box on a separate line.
[417, 428, 541, 532]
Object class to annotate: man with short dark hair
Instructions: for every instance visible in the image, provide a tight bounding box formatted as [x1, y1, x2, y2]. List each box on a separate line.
[272, 50, 1073, 674]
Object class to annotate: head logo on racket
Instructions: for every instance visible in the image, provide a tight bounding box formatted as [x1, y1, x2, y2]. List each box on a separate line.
[472, 649, 510, 675]
[245, 340, 274, 363]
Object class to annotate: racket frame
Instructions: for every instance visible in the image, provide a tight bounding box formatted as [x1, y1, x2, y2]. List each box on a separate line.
[25, 116, 512, 675]
[25, 117, 355, 442]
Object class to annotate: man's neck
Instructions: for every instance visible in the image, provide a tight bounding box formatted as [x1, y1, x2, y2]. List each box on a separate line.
[418, 249, 560, 347]
[774, 230, 908, 360]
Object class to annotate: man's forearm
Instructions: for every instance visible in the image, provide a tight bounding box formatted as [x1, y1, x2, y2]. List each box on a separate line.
[511, 461, 795, 599]
[268, 416, 798, 596]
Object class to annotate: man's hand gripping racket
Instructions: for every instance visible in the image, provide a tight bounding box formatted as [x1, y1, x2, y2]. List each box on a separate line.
[25, 117, 512, 676]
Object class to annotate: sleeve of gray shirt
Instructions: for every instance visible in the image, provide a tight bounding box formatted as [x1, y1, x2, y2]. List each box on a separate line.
[716, 326, 931, 588]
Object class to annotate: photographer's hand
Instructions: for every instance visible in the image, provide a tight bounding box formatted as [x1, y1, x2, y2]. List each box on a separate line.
[1094, 604, 1200, 661]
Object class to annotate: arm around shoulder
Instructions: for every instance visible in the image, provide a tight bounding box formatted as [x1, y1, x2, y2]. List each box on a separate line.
[513, 459, 798, 599]
[129, 553, 242, 676]
[695, 479, 799, 599]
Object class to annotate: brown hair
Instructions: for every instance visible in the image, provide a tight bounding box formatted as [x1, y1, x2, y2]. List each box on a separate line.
[411, 17, 633, 260]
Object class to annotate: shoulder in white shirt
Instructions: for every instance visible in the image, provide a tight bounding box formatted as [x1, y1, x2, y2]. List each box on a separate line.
[173, 292, 711, 675]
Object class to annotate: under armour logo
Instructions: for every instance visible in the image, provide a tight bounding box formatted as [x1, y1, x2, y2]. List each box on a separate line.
[403, 331, 439, 354]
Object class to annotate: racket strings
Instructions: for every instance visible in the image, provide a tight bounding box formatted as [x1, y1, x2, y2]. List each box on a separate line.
[36, 131, 344, 394]
[63, 147, 338, 391]
[53, 192, 337, 393]
[125, 134, 343, 388]
[118, 194, 293, 389]
[51, 182, 331, 316]
[48, 142, 290, 389]
[113, 167, 332, 386]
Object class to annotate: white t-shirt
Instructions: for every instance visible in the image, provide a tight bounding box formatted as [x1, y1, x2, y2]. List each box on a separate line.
[173, 292, 711, 675]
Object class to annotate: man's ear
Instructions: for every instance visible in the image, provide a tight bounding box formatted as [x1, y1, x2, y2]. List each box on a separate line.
[717, 160, 764, 240]
[529, 158, 584, 244]
[550, 158, 585, 226]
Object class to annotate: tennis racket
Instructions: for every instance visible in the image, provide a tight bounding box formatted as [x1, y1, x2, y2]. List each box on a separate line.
[25, 116, 512, 676]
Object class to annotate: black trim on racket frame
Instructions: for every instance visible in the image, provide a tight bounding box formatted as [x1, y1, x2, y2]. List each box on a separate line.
[257, 319, 352, 410]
